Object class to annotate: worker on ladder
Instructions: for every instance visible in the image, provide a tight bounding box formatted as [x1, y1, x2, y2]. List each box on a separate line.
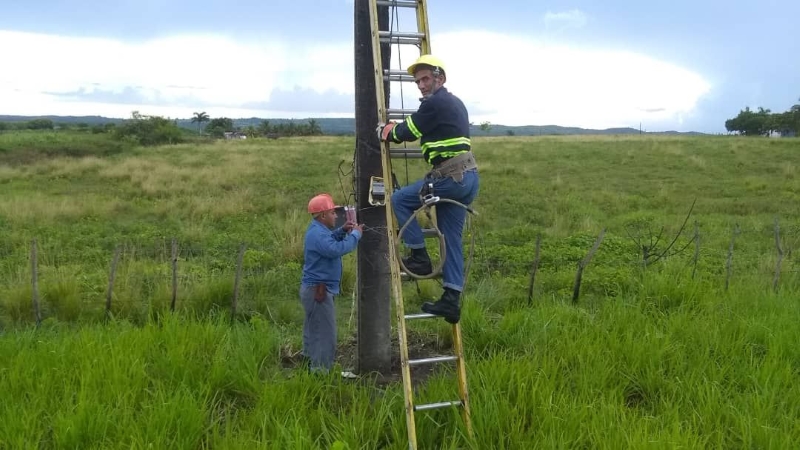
[377, 55, 479, 324]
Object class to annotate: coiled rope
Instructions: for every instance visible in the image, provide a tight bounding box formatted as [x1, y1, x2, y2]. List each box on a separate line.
[395, 197, 478, 281]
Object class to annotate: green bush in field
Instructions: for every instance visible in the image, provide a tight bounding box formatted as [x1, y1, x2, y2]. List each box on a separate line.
[113, 111, 184, 146]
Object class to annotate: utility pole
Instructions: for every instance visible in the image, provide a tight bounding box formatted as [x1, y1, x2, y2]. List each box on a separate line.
[354, 0, 392, 374]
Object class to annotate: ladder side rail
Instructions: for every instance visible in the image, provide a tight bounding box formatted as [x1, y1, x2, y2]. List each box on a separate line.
[367, 1, 419, 448]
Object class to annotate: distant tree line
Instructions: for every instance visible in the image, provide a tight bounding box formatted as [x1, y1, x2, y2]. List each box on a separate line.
[0, 118, 117, 134]
[725, 98, 800, 137]
[0, 111, 327, 146]
[191, 111, 323, 138]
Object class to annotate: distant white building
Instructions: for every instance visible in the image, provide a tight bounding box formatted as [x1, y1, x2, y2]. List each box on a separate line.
[224, 131, 247, 140]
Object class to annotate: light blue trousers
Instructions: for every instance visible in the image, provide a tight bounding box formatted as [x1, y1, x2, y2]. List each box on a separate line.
[299, 285, 336, 373]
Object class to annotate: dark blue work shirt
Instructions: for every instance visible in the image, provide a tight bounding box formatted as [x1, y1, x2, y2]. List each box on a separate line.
[389, 87, 471, 166]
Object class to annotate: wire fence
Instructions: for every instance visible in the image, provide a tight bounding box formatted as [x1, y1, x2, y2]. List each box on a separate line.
[3, 217, 800, 328]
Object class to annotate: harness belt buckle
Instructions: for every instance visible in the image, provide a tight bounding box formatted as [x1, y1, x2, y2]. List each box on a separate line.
[419, 181, 439, 205]
[422, 194, 440, 205]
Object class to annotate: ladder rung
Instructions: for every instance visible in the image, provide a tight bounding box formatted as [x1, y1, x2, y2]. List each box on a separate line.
[383, 69, 416, 83]
[390, 148, 424, 158]
[379, 36, 422, 45]
[404, 312, 438, 320]
[387, 108, 418, 120]
[376, 0, 418, 7]
[379, 31, 425, 39]
[408, 355, 458, 366]
[414, 400, 463, 411]
[422, 227, 439, 238]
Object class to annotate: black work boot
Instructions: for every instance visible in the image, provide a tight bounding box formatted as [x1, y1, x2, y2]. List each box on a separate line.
[421, 288, 461, 324]
[402, 247, 432, 276]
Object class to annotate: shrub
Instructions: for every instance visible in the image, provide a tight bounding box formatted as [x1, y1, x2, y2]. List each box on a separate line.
[113, 111, 184, 146]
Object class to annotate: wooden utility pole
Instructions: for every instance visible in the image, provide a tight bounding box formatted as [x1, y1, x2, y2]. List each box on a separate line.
[354, 0, 392, 374]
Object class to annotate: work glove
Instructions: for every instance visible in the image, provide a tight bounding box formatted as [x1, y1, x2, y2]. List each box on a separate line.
[376, 122, 396, 142]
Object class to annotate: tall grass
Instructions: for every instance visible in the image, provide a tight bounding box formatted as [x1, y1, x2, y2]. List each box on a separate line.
[1, 133, 800, 447]
[2, 281, 799, 448]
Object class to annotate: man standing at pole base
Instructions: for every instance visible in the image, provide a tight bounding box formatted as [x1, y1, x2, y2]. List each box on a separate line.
[376, 55, 480, 324]
[301, 193, 363, 373]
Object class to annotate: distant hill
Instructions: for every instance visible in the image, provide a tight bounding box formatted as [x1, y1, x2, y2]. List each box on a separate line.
[0, 115, 706, 136]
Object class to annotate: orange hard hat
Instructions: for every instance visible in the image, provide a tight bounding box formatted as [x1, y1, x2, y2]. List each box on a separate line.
[308, 193, 337, 214]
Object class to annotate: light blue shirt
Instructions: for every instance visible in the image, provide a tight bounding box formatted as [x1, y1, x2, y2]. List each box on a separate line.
[301, 220, 362, 294]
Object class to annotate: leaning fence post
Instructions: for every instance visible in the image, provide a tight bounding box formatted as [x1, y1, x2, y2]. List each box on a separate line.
[691, 221, 700, 279]
[572, 229, 606, 304]
[31, 239, 41, 327]
[231, 243, 246, 324]
[527, 234, 542, 306]
[773, 218, 783, 293]
[725, 224, 740, 291]
[105, 244, 121, 320]
[171, 238, 178, 312]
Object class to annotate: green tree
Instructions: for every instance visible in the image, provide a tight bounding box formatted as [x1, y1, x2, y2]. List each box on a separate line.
[244, 125, 258, 138]
[26, 119, 54, 130]
[114, 111, 184, 146]
[191, 111, 210, 134]
[724, 107, 771, 136]
[257, 120, 271, 136]
[204, 117, 234, 138]
[307, 119, 323, 135]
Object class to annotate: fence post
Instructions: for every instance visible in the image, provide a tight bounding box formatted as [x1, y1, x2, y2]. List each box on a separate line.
[527, 234, 542, 306]
[105, 244, 121, 320]
[691, 221, 700, 279]
[572, 229, 606, 304]
[725, 224, 740, 291]
[31, 239, 41, 327]
[231, 243, 246, 324]
[773, 217, 783, 293]
[171, 238, 178, 312]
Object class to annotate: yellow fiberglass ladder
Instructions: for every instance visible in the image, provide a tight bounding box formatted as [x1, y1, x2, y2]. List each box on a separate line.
[367, 0, 473, 448]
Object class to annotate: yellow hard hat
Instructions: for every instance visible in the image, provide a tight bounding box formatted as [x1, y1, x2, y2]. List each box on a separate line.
[407, 54, 446, 76]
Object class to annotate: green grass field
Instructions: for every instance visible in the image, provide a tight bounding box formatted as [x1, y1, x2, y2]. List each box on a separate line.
[1, 130, 800, 448]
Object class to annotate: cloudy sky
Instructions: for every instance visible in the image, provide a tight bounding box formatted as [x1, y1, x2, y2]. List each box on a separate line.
[1, 0, 797, 132]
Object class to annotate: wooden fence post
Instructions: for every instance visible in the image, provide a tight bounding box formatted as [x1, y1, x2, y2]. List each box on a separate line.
[171, 238, 178, 312]
[691, 221, 700, 279]
[527, 234, 542, 306]
[231, 243, 246, 324]
[31, 239, 41, 326]
[773, 218, 783, 293]
[572, 229, 606, 304]
[725, 224, 740, 291]
[105, 244, 121, 320]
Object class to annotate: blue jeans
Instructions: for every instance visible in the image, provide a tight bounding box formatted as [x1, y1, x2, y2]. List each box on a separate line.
[391, 169, 480, 292]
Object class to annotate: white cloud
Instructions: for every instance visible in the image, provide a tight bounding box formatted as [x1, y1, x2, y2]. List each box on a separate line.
[0, 29, 712, 130]
[543, 9, 588, 30]
[389, 31, 712, 129]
